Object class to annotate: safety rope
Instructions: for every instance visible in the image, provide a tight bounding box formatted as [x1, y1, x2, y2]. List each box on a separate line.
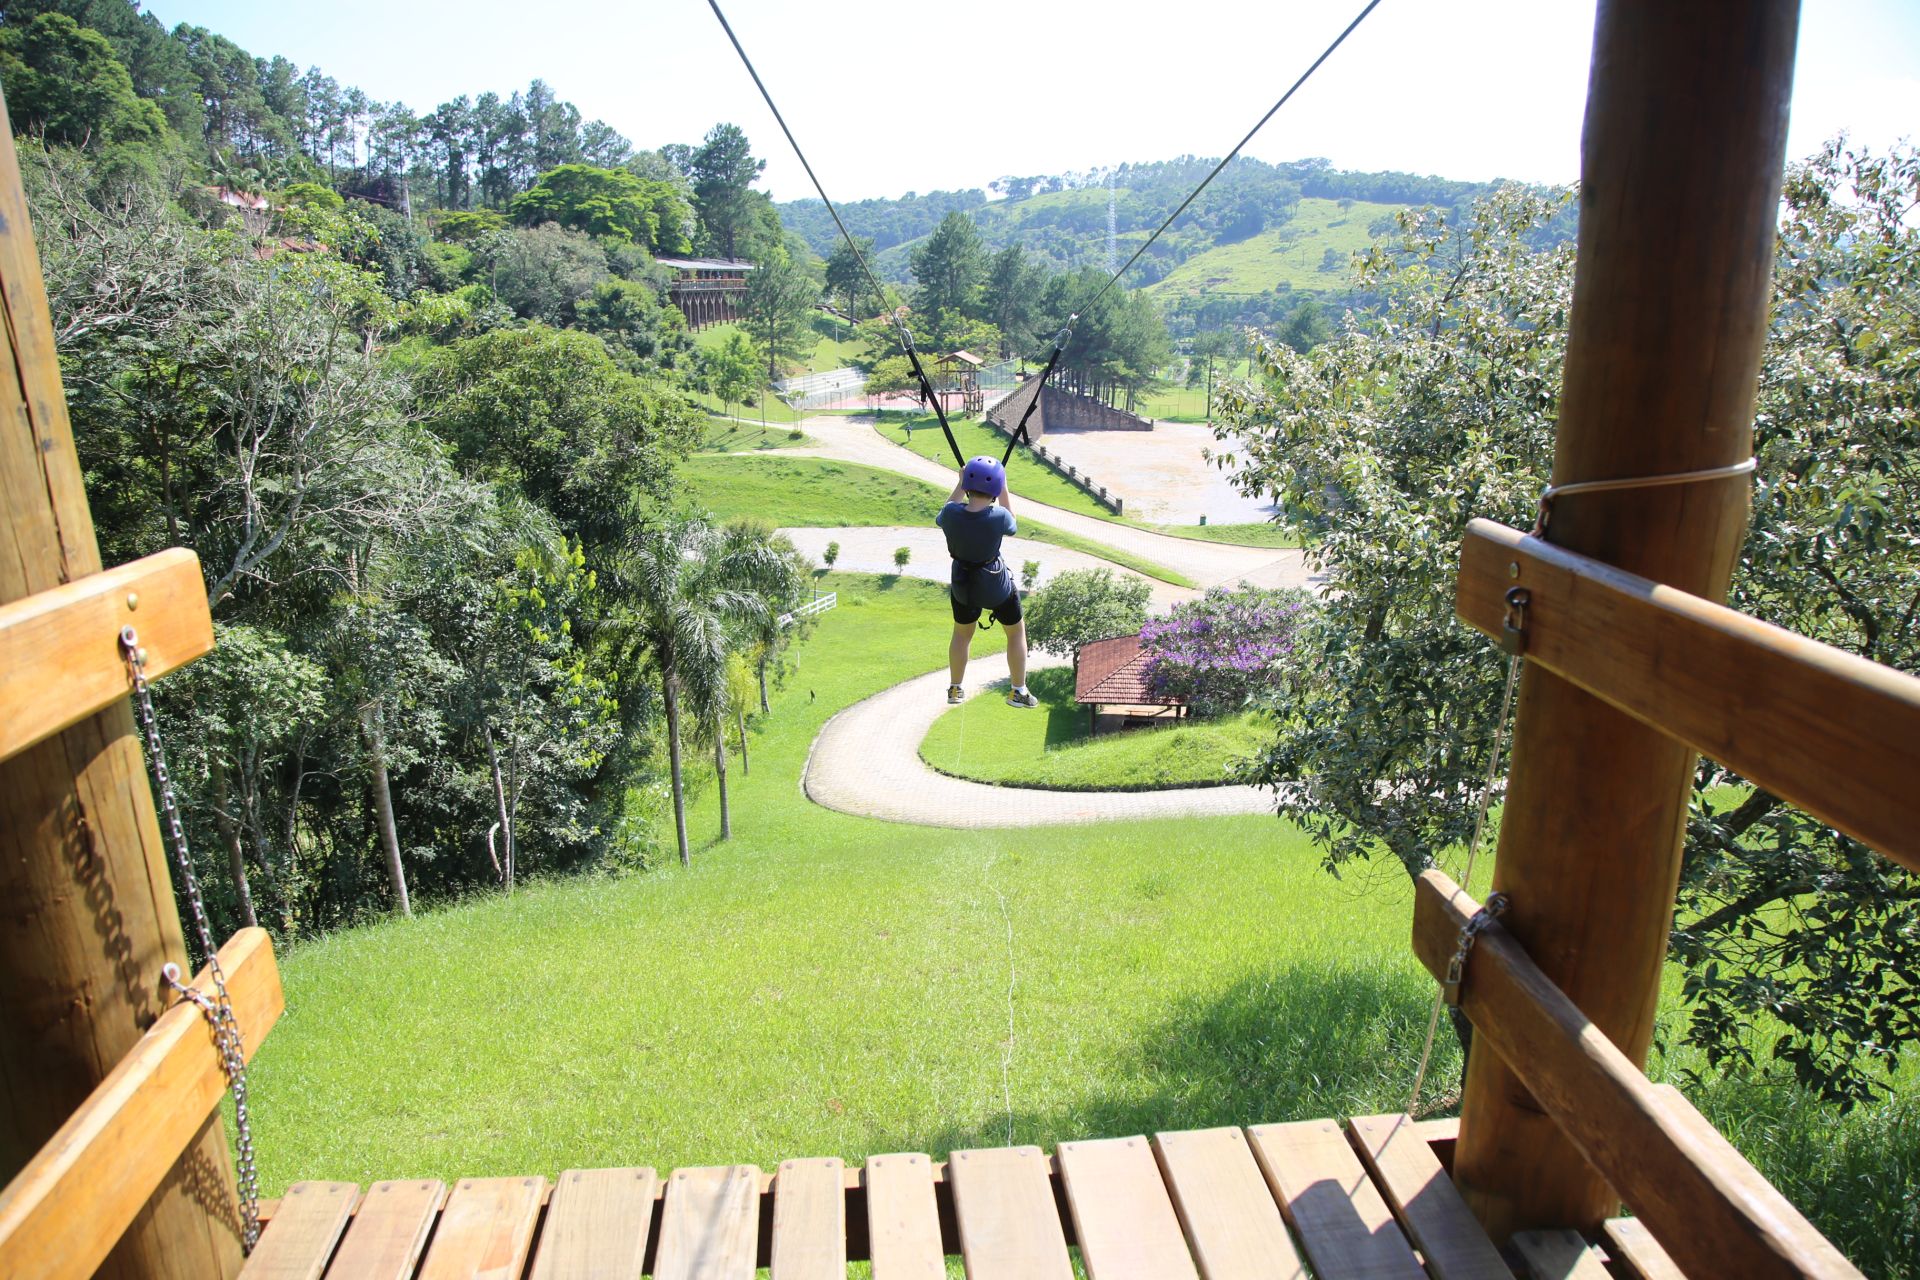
[1405, 645, 1521, 1117]
[704, 0, 967, 468]
[1534, 457, 1756, 537]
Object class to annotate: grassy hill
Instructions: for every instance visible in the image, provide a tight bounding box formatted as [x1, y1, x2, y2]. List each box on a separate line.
[1147, 197, 1404, 300]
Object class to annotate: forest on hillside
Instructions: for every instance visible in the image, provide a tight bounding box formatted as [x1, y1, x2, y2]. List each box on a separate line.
[0, 0, 849, 938]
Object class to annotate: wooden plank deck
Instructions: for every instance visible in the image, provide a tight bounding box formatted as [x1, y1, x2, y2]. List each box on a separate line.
[247, 1116, 1638, 1278]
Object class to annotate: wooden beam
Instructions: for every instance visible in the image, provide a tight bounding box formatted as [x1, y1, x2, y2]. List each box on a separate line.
[1458, 520, 1920, 874]
[1453, 0, 1802, 1237]
[0, 929, 283, 1280]
[0, 86, 244, 1277]
[0, 548, 212, 765]
[1413, 872, 1861, 1279]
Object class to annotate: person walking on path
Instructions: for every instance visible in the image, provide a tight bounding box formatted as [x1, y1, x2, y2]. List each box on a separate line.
[937, 457, 1038, 708]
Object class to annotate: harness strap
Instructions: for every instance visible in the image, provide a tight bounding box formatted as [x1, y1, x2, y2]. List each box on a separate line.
[898, 323, 966, 468]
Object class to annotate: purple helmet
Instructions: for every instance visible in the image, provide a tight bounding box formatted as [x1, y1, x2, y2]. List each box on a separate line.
[961, 455, 1006, 497]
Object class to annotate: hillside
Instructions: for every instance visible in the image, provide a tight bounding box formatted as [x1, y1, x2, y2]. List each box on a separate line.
[1146, 196, 1406, 299]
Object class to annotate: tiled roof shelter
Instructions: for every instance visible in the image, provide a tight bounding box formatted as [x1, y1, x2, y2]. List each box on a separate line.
[1074, 632, 1183, 708]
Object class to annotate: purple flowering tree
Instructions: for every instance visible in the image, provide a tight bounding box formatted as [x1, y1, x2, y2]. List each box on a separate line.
[1140, 587, 1308, 716]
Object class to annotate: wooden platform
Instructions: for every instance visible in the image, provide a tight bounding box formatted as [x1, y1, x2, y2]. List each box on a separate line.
[242, 1114, 1658, 1279]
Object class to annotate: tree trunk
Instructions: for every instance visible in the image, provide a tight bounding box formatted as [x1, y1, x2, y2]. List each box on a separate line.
[714, 718, 732, 841]
[1452, 0, 1798, 1239]
[484, 724, 513, 891]
[210, 763, 257, 930]
[757, 652, 770, 713]
[664, 679, 690, 866]
[362, 706, 410, 918]
[736, 706, 750, 776]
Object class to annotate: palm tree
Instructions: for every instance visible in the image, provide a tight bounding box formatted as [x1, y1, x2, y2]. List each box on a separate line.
[608, 514, 791, 865]
[721, 517, 809, 713]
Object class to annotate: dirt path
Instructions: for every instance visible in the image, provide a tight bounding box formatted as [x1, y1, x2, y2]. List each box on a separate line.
[802, 652, 1275, 828]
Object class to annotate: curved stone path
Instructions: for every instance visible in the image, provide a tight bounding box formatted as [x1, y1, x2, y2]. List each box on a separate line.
[803, 652, 1275, 829]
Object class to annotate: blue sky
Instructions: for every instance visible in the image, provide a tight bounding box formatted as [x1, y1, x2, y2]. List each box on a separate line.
[152, 0, 1920, 201]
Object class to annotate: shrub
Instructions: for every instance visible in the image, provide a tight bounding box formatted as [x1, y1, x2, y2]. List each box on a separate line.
[823, 540, 840, 568]
[893, 546, 911, 568]
[1141, 586, 1309, 715]
[1025, 568, 1152, 660]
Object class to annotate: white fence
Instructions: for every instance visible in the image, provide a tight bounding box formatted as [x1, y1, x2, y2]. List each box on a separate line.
[778, 592, 837, 628]
[777, 368, 866, 411]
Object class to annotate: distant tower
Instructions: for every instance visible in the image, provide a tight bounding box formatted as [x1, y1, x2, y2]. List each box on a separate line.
[1106, 170, 1119, 275]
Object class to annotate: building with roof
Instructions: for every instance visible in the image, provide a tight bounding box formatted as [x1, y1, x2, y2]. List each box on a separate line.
[657, 257, 756, 329]
[1073, 631, 1186, 734]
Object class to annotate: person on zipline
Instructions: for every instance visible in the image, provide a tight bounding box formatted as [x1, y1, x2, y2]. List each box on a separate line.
[938, 456, 1038, 708]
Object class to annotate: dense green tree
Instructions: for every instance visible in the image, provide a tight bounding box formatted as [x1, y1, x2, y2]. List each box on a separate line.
[742, 250, 818, 387]
[575, 277, 689, 370]
[417, 325, 702, 555]
[825, 233, 876, 322]
[0, 12, 167, 147]
[688, 122, 764, 260]
[1024, 568, 1152, 667]
[984, 243, 1041, 357]
[1039, 268, 1171, 409]
[910, 210, 985, 319]
[1218, 157, 1920, 1107]
[697, 329, 757, 417]
[510, 162, 691, 253]
[473, 222, 610, 324]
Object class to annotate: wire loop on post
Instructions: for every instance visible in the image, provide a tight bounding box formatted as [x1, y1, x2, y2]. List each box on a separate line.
[1533, 457, 1757, 538]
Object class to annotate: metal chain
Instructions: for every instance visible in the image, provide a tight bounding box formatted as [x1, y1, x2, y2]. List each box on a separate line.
[122, 626, 261, 1252]
[1442, 892, 1511, 1004]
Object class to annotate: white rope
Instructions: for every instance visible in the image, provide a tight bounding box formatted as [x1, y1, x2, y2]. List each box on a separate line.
[984, 845, 1019, 1147]
[1536, 457, 1756, 534]
[1406, 648, 1522, 1116]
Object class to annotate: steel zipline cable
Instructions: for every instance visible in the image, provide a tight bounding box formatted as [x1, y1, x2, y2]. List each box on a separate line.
[704, 0, 1384, 466]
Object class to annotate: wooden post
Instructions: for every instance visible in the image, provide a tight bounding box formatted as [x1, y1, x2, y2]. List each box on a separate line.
[1452, 0, 1799, 1239]
[0, 97, 244, 1275]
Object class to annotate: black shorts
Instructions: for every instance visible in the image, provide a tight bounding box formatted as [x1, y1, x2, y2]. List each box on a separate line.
[952, 589, 1022, 627]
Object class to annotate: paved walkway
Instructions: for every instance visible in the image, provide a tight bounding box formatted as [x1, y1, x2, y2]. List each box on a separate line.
[783, 415, 1306, 592]
[803, 652, 1276, 828]
[778, 527, 1203, 610]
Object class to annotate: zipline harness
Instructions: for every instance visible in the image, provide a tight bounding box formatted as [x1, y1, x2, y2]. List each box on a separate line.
[704, 0, 1383, 475]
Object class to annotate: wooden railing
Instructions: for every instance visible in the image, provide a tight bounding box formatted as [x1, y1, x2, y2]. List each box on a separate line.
[0, 544, 284, 1280]
[1458, 519, 1920, 873]
[0, 932, 283, 1280]
[1413, 871, 1858, 1279]
[1436, 517, 1920, 1277]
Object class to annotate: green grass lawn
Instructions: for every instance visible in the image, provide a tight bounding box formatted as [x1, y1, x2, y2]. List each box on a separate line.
[688, 390, 806, 424]
[1141, 521, 1300, 549]
[251, 574, 1442, 1193]
[699, 418, 812, 453]
[1137, 361, 1254, 423]
[872, 413, 1117, 522]
[921, 668, 1268, 790]
[682, 454, 1195, 587]
[245, 571, 1913, 1277]
[1146, 197, 1405, 300]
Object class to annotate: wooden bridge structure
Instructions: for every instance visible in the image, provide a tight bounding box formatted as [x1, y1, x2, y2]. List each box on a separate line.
[0, 3, 1912, 1277]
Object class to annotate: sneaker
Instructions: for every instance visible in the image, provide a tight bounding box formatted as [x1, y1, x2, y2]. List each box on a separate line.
[947, 684, 964, 704]
[1005, 686, 1038, 709]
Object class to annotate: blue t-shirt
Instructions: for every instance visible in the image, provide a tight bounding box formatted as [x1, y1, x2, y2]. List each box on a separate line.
[935, 502, 1017, 565]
